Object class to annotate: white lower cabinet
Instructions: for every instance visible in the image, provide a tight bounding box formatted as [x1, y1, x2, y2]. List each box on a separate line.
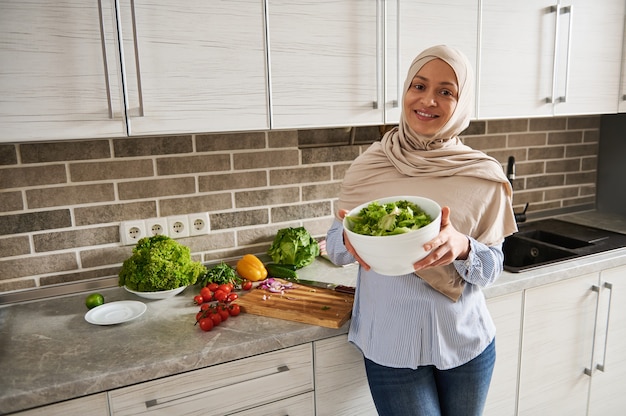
[313, 335, 377, 416]
[517, 273, 599, 416]
[10, 393, 110, 416]
[484, 292, 523, 416]
[588, 265, 626, 415]
[108, 343, 314, 416]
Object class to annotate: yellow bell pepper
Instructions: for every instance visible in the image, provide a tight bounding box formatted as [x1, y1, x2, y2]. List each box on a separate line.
[236, 254, 268, 282]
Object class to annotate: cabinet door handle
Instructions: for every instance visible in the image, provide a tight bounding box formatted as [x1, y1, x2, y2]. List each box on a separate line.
[546, 4, 559, 104]
[555, 5, 573, 104]
[373, 0, 382, 110]
[263, 0, 273, 128]
[129, 0, 145, 117]
[391, 0, 399, 108]
[97, 0, 114, 119]
[596, 281, 613, 372]
[584, 284, 601, 377]
[144, 364, 290, 408]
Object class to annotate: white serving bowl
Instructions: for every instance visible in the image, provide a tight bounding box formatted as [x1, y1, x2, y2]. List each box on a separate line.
[124, 285, 188, 300]
[343, 196, 441, 276]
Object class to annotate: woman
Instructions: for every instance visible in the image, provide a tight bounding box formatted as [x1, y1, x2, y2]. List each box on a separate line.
[325, 45, 517, 416]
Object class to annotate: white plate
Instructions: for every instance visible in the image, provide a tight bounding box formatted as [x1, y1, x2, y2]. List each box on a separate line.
[124, 285, 187, 300]
[85, 301, 147, 325]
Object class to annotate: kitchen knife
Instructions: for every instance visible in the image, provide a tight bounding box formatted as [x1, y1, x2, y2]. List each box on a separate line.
[297, 279, 355, 295]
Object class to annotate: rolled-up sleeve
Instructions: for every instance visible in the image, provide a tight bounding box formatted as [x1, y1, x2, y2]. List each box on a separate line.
[453, 238, 504, 287]
[325, 219, 358, 266]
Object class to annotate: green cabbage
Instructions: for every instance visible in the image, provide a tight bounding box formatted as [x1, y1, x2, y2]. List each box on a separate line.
[267, 227, 320, 269]
[118, 235, 206, 291]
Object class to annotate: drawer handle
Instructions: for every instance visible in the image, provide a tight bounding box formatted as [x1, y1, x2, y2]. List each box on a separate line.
[145, 365, 290, 408]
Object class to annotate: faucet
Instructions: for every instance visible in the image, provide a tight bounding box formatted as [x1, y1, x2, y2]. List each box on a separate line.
[506, 156, 528, 223]
[506, 156, 516, 183]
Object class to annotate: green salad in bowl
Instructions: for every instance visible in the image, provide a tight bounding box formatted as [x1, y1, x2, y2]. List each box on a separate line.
[343, 196, 441, 276]
[346, 199, 434, 236]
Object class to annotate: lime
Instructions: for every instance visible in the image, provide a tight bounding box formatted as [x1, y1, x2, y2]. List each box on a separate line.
[85, 293, 104, 309]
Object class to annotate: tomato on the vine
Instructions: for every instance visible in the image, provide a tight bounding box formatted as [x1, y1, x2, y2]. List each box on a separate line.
[207, 282, 219, 292]
[193, 295, 204, 305]
[226, 293, 239, 303]
[228, 304, 241, 316]
[213, 289, 228, 303]
[199, 318, 214, 332]
[217, 306, 229, 321]
[200, 287, 213, 303]
[217, 284, 232, 294]
[210, 312, 222, 326]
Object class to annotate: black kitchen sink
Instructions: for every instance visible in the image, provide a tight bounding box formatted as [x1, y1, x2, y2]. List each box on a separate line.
[503, 218, 626, 272]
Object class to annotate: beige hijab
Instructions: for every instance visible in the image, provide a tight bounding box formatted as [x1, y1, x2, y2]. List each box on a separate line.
[338, 45, 517, 301]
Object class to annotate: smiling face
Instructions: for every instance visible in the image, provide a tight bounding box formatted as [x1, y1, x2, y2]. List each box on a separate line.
[403, 58, 459, 137]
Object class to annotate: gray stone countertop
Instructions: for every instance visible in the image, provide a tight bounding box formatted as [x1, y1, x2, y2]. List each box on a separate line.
[2, 210, 626, 414]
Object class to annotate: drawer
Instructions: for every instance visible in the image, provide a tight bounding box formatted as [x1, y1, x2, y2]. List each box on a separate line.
[10, 393, 109, 416]
[109, 343, 313, 415]
[232, 392, 314, 416]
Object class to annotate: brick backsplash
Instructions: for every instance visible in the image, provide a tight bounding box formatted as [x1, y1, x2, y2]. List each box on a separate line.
[0, 116, 600, 296]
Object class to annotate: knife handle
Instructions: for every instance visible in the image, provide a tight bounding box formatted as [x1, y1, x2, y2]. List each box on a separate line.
[335, 285, 356, 295]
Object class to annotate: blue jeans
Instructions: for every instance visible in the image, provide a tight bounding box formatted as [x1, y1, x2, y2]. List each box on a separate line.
[364, 339, 496, 416]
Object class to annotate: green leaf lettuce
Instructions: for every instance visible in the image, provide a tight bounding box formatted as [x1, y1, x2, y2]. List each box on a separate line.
[118, 235, 206, 291]
[267, 227, 320, 269]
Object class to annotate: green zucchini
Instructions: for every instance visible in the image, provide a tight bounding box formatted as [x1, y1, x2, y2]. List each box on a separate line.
[266, 263, 299, 281]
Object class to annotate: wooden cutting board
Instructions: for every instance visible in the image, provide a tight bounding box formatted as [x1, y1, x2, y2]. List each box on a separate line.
[236, 281, 354, 329]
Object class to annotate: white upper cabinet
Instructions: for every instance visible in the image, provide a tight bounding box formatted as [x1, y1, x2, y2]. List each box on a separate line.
[117, 0, 269, 136]
[385, 0, 479, 124]
[479, 0, 625, 119]
[553, 0, 625, 116]
[267, 1, 478, 130]
[266, 0, 381, 129]
[0, 1, 126, 142]
[479, 0, 560, 119]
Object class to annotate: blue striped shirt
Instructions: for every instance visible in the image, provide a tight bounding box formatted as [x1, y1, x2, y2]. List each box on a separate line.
[326, 218, 503, 370]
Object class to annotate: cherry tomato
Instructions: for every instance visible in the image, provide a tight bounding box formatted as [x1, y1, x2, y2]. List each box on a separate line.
[213, 289, 228, 303]
[193, 295, 204, 305]
[200, 303, 211, 311]
[242, 280, 253, 291]
[228, 304, 241, 316]
[226, 292, 239, 303]
[207, 282, 219, 292]
[196, 311, 204, 322]
[217, 307, 229, 321]
[200, 287, 213, 303]
[217, 284, 232, 294]
[210, 312, 222, 326]
[199, 318, 214, 332]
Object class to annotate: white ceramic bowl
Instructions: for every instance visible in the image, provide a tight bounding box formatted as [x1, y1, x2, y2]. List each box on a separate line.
[124, 285, 188, 300]
[343, 196, 441, 276]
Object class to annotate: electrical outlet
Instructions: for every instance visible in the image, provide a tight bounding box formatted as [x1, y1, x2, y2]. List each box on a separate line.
[145, 218, 169, 237]
[168, 215, 190, 238]
[120, 220, 147, 245]
[188, 212, 210, 236]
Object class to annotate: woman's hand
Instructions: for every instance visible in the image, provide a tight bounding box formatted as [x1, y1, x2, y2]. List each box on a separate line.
[413, 206, 470, 272]
[338, 209, 371, 271]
